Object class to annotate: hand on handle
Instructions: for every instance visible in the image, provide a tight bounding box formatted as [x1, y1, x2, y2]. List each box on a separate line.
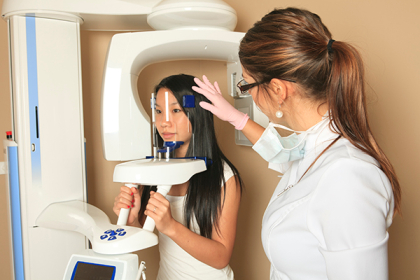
[143, 185, 172, 232]
[113, 184, 141, 226]
[192, 75, 249, 130]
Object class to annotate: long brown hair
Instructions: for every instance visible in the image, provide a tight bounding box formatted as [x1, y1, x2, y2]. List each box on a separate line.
[239, 7, 401, 214]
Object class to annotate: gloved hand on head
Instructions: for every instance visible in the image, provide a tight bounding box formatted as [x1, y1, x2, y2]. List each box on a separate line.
[192, 75, 249, 130]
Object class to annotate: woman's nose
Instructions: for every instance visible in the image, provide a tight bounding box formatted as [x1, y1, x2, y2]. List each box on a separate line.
[158, 118, 172, 128]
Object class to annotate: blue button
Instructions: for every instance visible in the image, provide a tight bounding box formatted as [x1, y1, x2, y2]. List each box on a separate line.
[104, 230, 113, 234]
[116, 228, 124, 232]
[100, 235, 108, 240]
[109, 231, 117, 236]
[118, 231, 127, 236]
[108, 236, 117, 241]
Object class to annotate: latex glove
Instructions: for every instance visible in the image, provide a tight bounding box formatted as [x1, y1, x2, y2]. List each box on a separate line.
[192, 75, 249, 130]
[113, 185, 141, 226]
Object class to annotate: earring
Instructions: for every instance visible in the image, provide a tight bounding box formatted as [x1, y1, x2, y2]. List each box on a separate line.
[276, 104, 283, 118]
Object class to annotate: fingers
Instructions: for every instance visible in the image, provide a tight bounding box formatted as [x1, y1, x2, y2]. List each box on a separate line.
[213, 81, 222, 95]
[194, 75, 220, 93]
[194, 77, 213, 92]
[114, 186, 136, 211]
[132, 187, 141, 201]
[192, 85, 211, 98]
[199, 101, 217, 114]
[144, 192, 169, 215]
[149, 191, 169, 206]
[202, 75, 221, 95]
[202, 75, 215, 89]
[121, 185, 133, 194]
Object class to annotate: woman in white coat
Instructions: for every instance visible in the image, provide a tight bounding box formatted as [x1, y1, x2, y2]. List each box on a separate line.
[193, 7, 401, 280]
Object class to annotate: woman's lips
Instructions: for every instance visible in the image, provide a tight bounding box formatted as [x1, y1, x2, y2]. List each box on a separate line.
[161, 132, 175, 139]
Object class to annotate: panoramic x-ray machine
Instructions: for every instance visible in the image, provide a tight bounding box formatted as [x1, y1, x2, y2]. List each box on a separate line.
[1, 0, 268, 279]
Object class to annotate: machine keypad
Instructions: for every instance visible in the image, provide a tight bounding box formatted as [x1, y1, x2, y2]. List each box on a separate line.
[101, 228, 126, 241]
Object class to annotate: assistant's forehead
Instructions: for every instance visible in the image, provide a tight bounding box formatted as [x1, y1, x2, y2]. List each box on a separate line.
[241, 66, 256, 82]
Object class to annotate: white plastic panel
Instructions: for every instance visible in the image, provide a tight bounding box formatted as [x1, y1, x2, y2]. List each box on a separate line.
[36, 201, 159, 254]
[234, 95, 269, 146]
[3, 140, 21, 280]
[2, 0, 157, 15]
[227, 59, 242, 98]
[102, 29, 245, 161]
[113, 158, 207, 185]
[2, 0, 237, 31]
[8, 15, 87, 279]
[147, 0, 237, 31]
[63, 250, 138, 280]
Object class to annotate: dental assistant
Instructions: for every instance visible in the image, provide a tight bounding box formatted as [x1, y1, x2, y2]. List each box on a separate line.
[193, 7, 401, 280]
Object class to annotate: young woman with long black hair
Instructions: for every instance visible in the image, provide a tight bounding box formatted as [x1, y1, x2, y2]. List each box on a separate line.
[113, 74, 243, 280]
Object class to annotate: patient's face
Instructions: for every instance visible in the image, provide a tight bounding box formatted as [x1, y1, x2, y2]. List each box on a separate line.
[155, 88, 192, 155]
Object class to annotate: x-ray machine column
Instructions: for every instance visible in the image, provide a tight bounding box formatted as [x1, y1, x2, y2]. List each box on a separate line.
[3, 12, 88, 280]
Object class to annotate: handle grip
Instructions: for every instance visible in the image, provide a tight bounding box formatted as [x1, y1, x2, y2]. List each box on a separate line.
[117, 183, 138, 226]
[143, 185, 172, 232]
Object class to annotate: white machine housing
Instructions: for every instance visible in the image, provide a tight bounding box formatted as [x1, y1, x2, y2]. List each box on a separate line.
[63, 250, 138, 280]
[101, 29, 251, 161]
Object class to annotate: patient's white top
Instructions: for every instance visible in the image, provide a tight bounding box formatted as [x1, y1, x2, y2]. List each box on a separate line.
[157, 163, 235, 280]
[260, 121, 394, 280]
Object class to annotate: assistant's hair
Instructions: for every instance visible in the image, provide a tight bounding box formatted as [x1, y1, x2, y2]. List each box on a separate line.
[239, 7, 401, 214]
[139, 74, 243, 238]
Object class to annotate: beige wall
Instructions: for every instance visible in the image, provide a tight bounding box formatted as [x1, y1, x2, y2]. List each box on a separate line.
[1, 0, 419, 279]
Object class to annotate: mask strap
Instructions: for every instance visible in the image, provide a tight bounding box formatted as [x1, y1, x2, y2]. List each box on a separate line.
[277, 135, 341, 197]
[270, 117, 329, 134]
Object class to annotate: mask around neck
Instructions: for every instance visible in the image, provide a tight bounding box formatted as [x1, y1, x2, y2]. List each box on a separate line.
[252, 117, 329, 164]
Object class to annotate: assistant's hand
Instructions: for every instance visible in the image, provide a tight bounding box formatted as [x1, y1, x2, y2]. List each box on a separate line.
[145, 191, 177, 236]
[113, 185, 141, 226]
[192, 75, 249, 130]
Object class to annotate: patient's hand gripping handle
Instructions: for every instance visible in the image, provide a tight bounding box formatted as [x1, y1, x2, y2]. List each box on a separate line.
[117, 183, 138, 226]
[142, 184, 171, 231]
[116, 184, 172, 231]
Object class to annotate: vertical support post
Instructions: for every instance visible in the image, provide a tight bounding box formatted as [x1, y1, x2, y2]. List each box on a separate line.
[6, 13, 87, 279]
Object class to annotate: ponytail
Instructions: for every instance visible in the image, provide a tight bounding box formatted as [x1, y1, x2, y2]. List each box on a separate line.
[328, 41, 401, 215]
[240, 7, 401, 215]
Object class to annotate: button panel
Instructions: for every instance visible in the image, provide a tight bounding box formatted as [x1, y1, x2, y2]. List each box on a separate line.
[100, 228, 126, 241]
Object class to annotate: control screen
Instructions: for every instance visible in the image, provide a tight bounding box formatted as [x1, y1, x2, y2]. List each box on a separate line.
[72, 261, 116, 280]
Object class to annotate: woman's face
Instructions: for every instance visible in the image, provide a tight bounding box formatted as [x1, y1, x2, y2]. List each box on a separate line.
[155, 88, 192, 155]
[241, 66, 277, 121]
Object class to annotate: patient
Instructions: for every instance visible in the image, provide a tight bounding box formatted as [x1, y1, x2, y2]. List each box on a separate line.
[113, 74, 243, 280]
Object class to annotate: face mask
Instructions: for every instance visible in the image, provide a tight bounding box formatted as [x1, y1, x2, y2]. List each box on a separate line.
[252, 118, 328, 164]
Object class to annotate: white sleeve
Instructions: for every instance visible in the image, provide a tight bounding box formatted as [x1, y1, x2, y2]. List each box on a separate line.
[222, 161, 235, 183]
[307, 159, 394, 280]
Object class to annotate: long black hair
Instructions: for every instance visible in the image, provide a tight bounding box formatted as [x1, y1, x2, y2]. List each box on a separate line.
[139, 74, 243, 238]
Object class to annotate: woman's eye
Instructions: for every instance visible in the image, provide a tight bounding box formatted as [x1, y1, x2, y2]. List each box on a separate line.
[173, 109, 181, 113]
[155, 109, 161, 114]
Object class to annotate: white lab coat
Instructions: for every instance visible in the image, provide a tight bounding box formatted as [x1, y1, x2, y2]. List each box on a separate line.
[260, 120, 394, 280]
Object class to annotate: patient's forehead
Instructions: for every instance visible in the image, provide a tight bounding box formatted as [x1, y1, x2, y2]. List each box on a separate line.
[155, 88, 179, 107]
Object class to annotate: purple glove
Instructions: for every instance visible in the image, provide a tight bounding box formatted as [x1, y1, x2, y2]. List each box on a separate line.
[192, 75, 249, 130]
